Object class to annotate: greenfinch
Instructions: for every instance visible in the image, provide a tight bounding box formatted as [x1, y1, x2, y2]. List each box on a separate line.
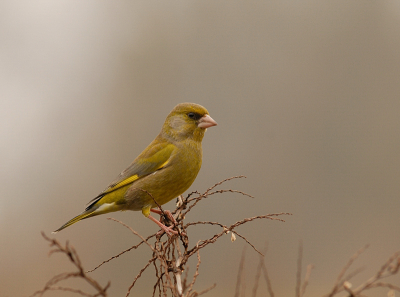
[53, 103, 217, 236]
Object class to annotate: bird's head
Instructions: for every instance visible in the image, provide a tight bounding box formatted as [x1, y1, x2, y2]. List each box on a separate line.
[162, 103, 217, 142]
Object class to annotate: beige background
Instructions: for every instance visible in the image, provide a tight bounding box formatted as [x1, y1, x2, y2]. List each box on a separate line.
[1, 1, 400, 296]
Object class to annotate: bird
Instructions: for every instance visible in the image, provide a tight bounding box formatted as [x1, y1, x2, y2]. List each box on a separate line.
[53, 103, 217, 236]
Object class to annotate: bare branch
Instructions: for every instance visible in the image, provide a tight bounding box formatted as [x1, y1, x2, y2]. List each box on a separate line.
[325, 244, 369, 297]
[300, 264, 314, 297]
[87, 233, 156, 273]
[234, 247, 247, 297]
[35, 177, 291, 297]
[126, 256, 157, 297]
[295, 240, 303, 297]
[30, 232, 110, 297]
[186, 244, 202, 296]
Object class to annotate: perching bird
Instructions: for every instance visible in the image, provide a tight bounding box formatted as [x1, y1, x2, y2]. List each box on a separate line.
[53, 103, 217, 236]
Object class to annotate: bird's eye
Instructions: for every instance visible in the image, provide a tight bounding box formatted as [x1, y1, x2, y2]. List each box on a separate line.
[188, 112, 196, 119]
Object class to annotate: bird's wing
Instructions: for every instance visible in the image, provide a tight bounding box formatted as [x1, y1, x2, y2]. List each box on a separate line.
[85, 142, 176, 210]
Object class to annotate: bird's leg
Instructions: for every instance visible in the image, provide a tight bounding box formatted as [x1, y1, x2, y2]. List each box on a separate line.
[150, 208, 178, 226]
[147, 214, 178, 237]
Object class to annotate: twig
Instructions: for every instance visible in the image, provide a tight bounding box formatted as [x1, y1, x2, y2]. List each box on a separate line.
[352, 250, 400, 295]
[186, 243, 202, 296]
[183, 176, 247, 216]
[87, 233, 156, 273]
[325, 244, 369, 297]
[193, 283, 217, 296]
[324, 246, 400, 297]
[107, 218, 157, 253]
[300, 264, 314, 297]
[261, 260, 275, 297]
[251, 244, 268, 297]
[234, 247, 247, 297]
[203, 175, 247, 196]
[233, 231, 264, 256]
[37, 177, 291, 297]
[185, 213, 291, 258]
[295, 241, 303, 297]
[30, 232, 110, 297]
[126, 256, 157, 297]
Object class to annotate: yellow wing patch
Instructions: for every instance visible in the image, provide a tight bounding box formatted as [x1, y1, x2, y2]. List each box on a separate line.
[160, 159, 169, 168]
[104, 174, 139, 194]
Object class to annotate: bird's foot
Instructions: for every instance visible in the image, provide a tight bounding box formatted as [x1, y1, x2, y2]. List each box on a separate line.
[150, 208, 178, 225]
[148, 214, 179, 237]
[156, 225, 179, 237]
[149, 208, 186, 237]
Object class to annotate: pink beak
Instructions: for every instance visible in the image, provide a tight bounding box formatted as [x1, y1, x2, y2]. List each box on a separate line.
[198, 114, 218, 129]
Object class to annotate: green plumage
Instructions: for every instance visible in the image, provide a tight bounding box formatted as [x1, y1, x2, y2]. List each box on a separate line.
[53, 103, 217, 233]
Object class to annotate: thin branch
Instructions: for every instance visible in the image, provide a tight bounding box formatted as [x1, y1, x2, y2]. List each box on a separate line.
[37, 177, 292, 297]
[87, 233, 156, 273]
[186, 244, 202, 296]
[251, 244, 268, 297]
[300, 264, 314, 297]
[193, 283, 217, 296]
[261, 260, 275, 297]
[295, 241, 303, 297]
[185, 213, 290, 259]
[30, 232, 110, 297]
[234, 247, 247, 297]
[107, 218, 157, 253]
[353, 250, 400, 295]
[325, 244, 369, 297]
[126, 256, 157, 297]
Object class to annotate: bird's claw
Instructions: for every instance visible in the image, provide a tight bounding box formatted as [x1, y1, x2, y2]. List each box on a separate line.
[156, 225, 179, 237]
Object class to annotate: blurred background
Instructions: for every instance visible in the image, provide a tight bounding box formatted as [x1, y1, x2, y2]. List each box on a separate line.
[1, 1, 400, 296]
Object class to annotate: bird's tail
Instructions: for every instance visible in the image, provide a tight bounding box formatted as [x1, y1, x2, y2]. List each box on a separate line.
[52, 210, 97, 233]
[52, 201, 122, 233]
